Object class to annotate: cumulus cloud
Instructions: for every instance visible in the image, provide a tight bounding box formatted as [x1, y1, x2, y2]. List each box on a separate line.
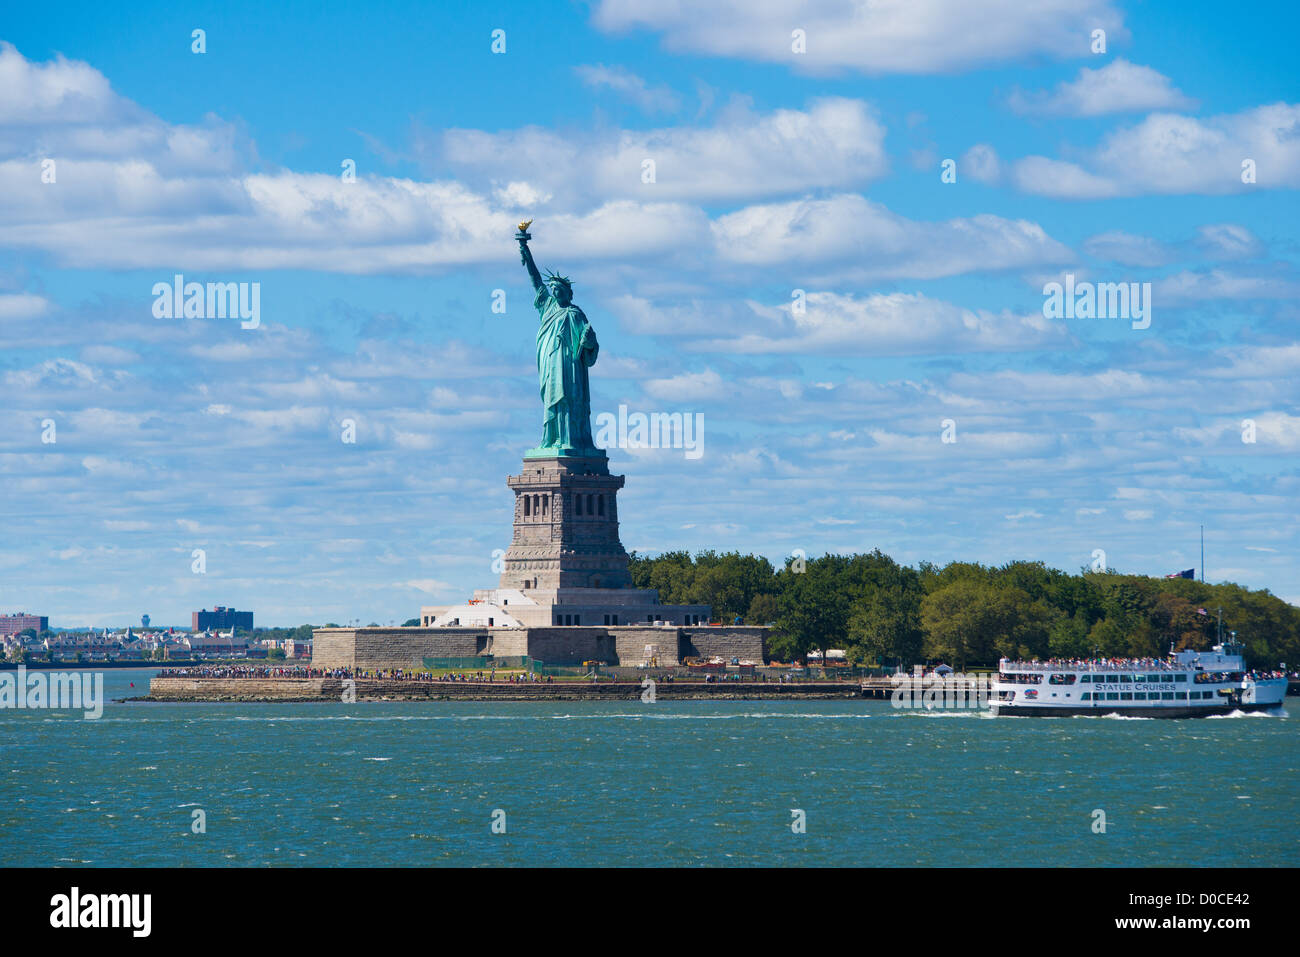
[615, 290, 1071, 356]
[1082, 223, 1265, 267]
[1008, 59, 1194, 116]
[1012, 103, 1300, 197]
[709, 194, 1072, 279]
[1174, 412, 1300, 452]
[441, 97, 888, 204]
[0, 45, 908, 274]
[0, 292, 51, 320]
[1154, 268, 1300, 305]
[590, 0, 1126, 75]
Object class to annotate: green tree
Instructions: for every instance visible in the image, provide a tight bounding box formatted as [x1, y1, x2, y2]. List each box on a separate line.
[775, 555, 855, 664]
[746, 593, 779, 626]
[846, 561, 924, 667]
[921, 581, 1040, 669]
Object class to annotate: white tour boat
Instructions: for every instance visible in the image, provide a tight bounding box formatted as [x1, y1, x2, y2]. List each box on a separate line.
[989, 639, 1288, 718]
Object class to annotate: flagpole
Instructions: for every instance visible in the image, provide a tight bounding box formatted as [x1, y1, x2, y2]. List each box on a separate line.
[1200, 525, 1204, 582]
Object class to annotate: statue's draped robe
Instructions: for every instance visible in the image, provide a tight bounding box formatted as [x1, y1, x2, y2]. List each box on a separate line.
[534, 285, 598, 451]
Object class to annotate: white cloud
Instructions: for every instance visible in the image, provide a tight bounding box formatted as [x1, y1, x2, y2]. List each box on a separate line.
[1083, 231, 1175, 267]
[575, 64, 681, 114]
[1009, 59, 1194, 116]
[641, 368, 728, 402]
[1194, 224, 1264, 260]
[1174, 412, 1300, 452]
[961, 144, 1002, 184]
[442, 97, 888, 204]
[1082, 223, 1266, 267]
[1155, 268, 1300, 305]
[619, 290, 1071, 356]
[1013, 103, 1300, 197]
[591, 0, 1126, 75]
[403, 579, 456, 595]
[0, 292, 51, 320]
[710, 194, 1072, 279]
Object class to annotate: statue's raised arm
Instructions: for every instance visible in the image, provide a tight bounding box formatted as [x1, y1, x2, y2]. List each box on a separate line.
[516, 220, 545, 294]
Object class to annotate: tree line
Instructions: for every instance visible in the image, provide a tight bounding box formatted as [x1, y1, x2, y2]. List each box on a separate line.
[627, 549, 1300, 670]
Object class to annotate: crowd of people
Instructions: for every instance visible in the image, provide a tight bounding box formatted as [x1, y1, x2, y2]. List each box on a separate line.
[166, 665, 338, 679]
[1008, 656, 1182, 672]
[165, 664, 570, 683]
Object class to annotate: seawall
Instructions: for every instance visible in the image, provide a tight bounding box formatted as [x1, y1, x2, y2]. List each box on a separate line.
[141, 676, 861, 702]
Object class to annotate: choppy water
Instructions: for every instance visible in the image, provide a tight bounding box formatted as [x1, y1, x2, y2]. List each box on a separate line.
[2, 669, 1297, 866]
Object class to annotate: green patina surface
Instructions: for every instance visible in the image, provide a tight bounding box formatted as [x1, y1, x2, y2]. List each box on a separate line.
[518, 227, 604, 459]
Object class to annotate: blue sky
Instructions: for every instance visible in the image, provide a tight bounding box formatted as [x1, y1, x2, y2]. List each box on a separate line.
[1, 0, 1297, 627]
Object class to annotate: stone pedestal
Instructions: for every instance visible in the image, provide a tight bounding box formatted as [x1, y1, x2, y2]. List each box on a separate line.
[501, 455, 632, 591]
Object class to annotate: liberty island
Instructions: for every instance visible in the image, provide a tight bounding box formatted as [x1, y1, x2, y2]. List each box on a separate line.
[182, 222, 766, 685]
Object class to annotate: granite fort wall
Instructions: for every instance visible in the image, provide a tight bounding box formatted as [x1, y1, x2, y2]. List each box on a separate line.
[512, 627, 614, 665]
[313, 625, 770, 669]
[612, 627, 679, 666]
[680, 627, 767, 662]
[312, 628, 490, 670]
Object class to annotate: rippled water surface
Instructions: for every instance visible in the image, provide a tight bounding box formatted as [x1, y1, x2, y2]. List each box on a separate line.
[3, 669, 1296, 866]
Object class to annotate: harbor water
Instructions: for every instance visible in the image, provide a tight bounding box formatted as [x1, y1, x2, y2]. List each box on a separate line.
[3, 669, 1296, 867]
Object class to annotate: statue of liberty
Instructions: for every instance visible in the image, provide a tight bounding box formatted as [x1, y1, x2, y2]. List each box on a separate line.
[516, 221, 603, 458]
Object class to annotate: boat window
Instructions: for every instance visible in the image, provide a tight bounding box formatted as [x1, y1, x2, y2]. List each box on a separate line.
[1120, 692, 1133, 700]
[1134, 692, 1147, 701]
[1106, 692, 1119, 700]
[1119, 674, 1132, 683]
[1161, 692, 1174, 700]
[1174, 674, 1186, 682]
[1048, 673, 1076, 685]
[1081, 692, 1091, 701]
[1176, 692, 1188, 700]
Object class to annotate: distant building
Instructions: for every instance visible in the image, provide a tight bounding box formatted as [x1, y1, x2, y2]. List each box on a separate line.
[142, 614, 150, 628]
[284, 638, 312, 659]
[184, 632, 249, 657]
[191, 606, 253, 632]
[0, 613, 48, 637]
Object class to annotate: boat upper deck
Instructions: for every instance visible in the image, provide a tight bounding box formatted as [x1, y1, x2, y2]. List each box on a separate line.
[999, 658, 1184, 674]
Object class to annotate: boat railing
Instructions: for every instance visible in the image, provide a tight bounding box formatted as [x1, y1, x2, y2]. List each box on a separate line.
[998, 659, 1181, 673]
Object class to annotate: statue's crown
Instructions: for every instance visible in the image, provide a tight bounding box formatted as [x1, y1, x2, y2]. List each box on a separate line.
[544, 270, 573, 289]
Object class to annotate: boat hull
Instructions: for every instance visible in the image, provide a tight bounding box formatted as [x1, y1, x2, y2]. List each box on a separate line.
[989, 702, 1284, 719]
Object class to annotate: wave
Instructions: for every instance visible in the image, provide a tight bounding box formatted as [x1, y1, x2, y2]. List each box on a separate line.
[1098, 713, 1153, 721]
[1206, 708, 1288, 719]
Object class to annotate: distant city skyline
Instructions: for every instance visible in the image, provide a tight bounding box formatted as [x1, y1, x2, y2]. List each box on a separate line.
[1, 0, 1297, 626]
